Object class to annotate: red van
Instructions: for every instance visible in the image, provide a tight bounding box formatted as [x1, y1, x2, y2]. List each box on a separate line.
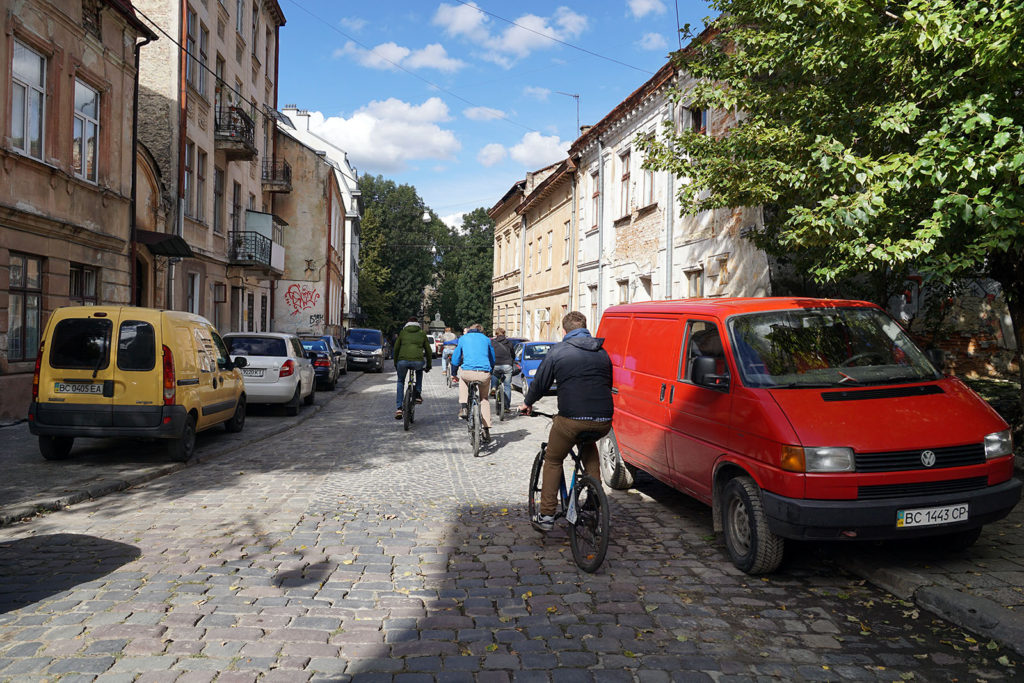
[596, 297, 1021, 574]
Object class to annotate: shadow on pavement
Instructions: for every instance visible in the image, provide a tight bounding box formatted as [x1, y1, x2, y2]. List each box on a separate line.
[0, 533, 140, 613]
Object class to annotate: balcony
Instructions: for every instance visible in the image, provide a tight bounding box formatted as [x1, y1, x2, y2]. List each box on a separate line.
[229, 231, 273, 270]
[215, 106, 257, 161]
[261, 159, 292, 193]
[228, 210, 285, 275]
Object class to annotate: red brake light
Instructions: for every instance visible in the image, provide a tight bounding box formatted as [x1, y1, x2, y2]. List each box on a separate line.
[32, 341, 45, 400]
[314, 357, 330, 367]
[280, 359, 295, 378]
[162, 345, 176, 405]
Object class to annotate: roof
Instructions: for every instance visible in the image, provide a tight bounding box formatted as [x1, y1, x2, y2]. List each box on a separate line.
[488, 179, 526, 219]
[517, 157, 576, 215]
[107, 0, 158, 40]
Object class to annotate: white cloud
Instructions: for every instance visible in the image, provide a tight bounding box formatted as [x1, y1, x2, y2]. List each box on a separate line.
[509, 131, 569, 168]
[637, 32, 668, 51]
[441, 213, 464, 231]
[523, 86, 551, 100]
[477, 143, 507, 167]
[340, 17, 367, 32]
[464, 106, 506, 121]
[307, 97, 461, 173]
[628, 0, 667, 18]
[434, 3, 588, 67]
[334, 40, 465, 73]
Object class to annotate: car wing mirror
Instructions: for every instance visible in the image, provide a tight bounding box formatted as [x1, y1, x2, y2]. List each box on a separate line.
[232, 356, 248, 369]
[693, 356, 729, 391]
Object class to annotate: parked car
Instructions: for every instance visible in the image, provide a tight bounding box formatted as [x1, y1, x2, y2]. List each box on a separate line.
[511, 341, 556, 396]
[223, 332, 315, 416]
[320, 335, 348, 375]
[596, 297, 1022, 575]
[29, 306, 248, 462]
[426, 334, 437, 358]
[299, 338, 341, 390]
[346, 328, 386, 372]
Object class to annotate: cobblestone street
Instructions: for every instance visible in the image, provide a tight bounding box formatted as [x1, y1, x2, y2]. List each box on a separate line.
[0, 370, 1019, 681]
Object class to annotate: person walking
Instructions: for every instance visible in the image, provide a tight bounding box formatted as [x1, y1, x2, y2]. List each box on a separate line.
[520, 311, 613, 530]
[490, 327, 515, 414]
[451, 323, 495, 441]
[393, 317, 432, 420]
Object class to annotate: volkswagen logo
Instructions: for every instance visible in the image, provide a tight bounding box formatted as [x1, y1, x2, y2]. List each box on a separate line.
[920, 450, 937, 467]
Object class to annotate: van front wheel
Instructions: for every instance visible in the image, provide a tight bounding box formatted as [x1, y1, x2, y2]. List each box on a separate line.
[167, 415, 197, 463]
[598, 429, 634, 490]
[39, 436, 74, 460]
[721, 475, 784, 575]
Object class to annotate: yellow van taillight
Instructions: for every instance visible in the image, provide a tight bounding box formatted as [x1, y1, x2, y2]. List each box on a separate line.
[31, 340, 45, 401]
[162, 345, 176, 405]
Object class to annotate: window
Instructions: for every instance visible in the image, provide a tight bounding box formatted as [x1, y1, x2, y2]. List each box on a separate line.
[236, 0, 244, 33]
[8, 253, 42, 361]
[642, 166, 655, 206]
[248, 192, 256, 210]
[265, 26, 272, 66]
[683, 321, 725, 383]
[231, 181, 241, 230]
[186, 8, 197, 88]
[590, 172, 600, 227]
[251, 5, 259, 50]
[686, 268, 704, 298]
[547, 230, 553, 269]
[215, 55, 226, 110]
[187, 272, 200, 313]
[12, 40, 46, 160]
[246, 292, 254, 331]
[260, 294, 267, 331]
[198, 24, 209, 96]
[536, 235, 543, 273]
[690, 107, 708, 134]
[183, 140, 194, 217]
[588, 285, 598, 328]
[527, 242, 533, 273]
[619, 151, 631, 216]
[72, 80, 100, 182]
[213, 166, 225, 232]
[196, 150, 207, 221]
[618, 279, 630, 305]
[69, 263, 98, 305]
[49, 318, 110, 370]
[563, 220, 570, 263]
[117, 320, 156, 371]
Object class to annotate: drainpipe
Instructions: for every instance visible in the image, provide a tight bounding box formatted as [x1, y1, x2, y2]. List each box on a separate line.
[130, 30, 156, 306]
[568, 167, 576, 310]
[664, 103, 675, 299]
[172, 0, 188, 312]
[597, 138, 605, 317]
[519, 214, 526, 337]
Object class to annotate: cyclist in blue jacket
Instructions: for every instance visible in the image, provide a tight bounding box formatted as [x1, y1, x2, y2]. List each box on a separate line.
[451, 323, 495, 441]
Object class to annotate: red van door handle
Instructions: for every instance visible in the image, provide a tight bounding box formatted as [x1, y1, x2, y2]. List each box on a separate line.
[610, 387, 618, 394]
[659, 384, 666, 401]
[669, 385, 675, 403]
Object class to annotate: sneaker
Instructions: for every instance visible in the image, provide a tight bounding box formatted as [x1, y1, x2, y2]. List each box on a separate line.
[458, 404, 468, 419]
[415, 396, 423, 404]
[394, 410, 403, 420]
[535, 514, 555, 531]
[482, 427, 491, 443]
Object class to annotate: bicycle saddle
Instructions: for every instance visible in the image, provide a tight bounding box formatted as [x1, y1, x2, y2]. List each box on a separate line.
[576, 431, 604, 445]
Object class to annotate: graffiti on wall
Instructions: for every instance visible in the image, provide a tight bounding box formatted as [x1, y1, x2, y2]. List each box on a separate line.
[309, 314, 324, 327]
[284, 284, 321, 316]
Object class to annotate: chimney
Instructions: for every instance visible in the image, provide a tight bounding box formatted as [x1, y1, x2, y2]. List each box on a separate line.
[579, 124, 593, 134]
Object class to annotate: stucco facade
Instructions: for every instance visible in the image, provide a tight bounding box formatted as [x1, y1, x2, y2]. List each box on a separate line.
[0, 0, 156, 421]
[489, 180, 524, 337]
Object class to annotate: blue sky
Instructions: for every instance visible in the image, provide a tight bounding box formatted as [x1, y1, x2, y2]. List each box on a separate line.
[276, 0, 715, 226]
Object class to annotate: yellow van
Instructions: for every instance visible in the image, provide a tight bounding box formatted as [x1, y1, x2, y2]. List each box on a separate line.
[28, 306, 248, 462]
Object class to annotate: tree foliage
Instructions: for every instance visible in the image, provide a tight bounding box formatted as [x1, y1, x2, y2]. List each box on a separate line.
[641, 0, 1024, 318]
[430, 207, 495, 332]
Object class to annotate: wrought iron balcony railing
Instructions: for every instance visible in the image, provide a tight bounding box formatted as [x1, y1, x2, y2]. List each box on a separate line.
[261, 159, 292, 191]
[214, 106, 256, 158]
[229, 231, 272, 267]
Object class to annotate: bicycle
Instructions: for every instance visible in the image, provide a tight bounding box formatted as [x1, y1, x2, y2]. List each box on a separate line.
[526, 410, 611, 573]
[492, 367, 510, 421]
[401, 367, 417, 431]
[466, 380, 485, 456]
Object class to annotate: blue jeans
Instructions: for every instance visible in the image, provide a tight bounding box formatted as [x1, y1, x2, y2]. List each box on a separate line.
[396, 360, 424, 410]
[491, 364, 513, 409]
[442, 348, 454, 374]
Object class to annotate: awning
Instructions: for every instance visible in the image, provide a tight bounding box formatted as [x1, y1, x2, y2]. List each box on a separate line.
[134, 229, 193, 258]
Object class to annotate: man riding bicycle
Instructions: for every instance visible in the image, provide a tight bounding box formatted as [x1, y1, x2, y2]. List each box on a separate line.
[441, 326, 458, 377]
[520, 311, 613, 530]
[393, 317, 432, 420]
[451, 323, 495, 442]
[490, 327, 515, 415]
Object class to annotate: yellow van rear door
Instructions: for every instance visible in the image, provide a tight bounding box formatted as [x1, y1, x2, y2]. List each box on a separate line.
[41, 310, 117, 425]
[112, 314, 163, 427]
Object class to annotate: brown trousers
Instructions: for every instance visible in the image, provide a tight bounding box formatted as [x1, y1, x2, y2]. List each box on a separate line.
[457, 369, 492, 428]
[541, 415, 611, 516]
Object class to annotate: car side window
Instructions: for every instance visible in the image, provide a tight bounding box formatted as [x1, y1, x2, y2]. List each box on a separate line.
[210, 330, 230, 369]
[682, 321, 727, 383]
[290, 337, 304, 358]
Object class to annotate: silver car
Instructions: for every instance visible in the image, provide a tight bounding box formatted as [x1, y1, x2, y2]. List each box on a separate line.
[223, 333, 315, 416]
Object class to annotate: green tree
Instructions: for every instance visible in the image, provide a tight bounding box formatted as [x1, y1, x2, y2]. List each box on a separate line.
[640, 0, 1024, 406]
[431, 208, 495, 332]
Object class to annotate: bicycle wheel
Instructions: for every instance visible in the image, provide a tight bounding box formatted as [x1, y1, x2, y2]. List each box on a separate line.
[528, 446, 546, 530]
[471, 394, 482, 456]
[496, 385, 505, 421]
[568, 474, 610, 572]
[403, 382, 413, 431]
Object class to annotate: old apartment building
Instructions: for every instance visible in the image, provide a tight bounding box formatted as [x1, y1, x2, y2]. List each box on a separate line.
[0, 0, 156, 421]
[134, 0, 286, 333]
[490, 179, 524, 337]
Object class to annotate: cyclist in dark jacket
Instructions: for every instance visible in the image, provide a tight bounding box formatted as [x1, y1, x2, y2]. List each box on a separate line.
[521, 311, 613, 530]
[490, 328, 516, 413]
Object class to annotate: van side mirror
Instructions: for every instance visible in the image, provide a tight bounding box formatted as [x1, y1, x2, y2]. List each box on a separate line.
[693, 356, 730, 391]
[925, 347, 945, 372]
[232, 356, 248, 369]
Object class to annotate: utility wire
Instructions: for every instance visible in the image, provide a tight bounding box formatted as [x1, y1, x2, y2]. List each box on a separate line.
[452, 0, 654, 75]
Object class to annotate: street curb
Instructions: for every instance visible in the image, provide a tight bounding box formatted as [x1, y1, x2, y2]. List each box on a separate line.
[844, 555, 1024, 658]
[0, 376, 357, 528]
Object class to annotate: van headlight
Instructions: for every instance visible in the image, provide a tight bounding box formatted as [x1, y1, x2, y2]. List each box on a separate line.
[372, 349, 383, 356]
[528, 368, 536, 376]
[984, 430, 1013, 459]
[781, 445, 855, 472]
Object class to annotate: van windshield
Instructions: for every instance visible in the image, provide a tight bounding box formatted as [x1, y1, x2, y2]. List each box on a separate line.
[348, 330, 381, 346]
[728, 307, 940, 388]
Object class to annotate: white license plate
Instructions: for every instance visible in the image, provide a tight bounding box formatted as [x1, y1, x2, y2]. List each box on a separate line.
[352, 357, 367, 362]
[897, 503, 969, 528]
[242, 368, 265, 377]
[54, 382, 103, 395]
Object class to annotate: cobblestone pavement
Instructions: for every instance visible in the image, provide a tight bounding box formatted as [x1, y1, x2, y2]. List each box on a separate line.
[0, 369, 1020, 681]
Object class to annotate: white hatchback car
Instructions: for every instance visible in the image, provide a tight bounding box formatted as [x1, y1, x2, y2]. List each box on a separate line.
[223, 333, 315, 415]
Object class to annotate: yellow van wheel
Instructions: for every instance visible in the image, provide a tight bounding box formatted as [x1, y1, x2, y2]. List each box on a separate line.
[224, 397, 246, 433]
[39, 436, 74, 460]
[167, 414, 197, 462]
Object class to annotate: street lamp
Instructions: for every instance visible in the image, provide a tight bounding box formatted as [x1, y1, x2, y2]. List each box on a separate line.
[422, 210, 431, 223]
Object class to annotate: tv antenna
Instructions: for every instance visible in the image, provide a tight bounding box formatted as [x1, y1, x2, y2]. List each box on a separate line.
[555, 91, 580, 133]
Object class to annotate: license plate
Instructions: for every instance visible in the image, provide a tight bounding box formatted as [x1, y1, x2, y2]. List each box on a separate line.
[352, 357, 367, 362]
[242, 368, 264, 377]
[897, 503, 969, 528]
[54, 382, 103, 395]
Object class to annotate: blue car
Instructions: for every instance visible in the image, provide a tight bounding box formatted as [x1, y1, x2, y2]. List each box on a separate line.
[511, 341, 557, 396]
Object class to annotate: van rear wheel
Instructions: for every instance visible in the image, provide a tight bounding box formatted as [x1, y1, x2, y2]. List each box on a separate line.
[598, 428, 635, 490]
[39, 436, 74, 460]
[167, 414, 197, 463]
[721, 475, 784, 575]
[224, 396, 246, 433]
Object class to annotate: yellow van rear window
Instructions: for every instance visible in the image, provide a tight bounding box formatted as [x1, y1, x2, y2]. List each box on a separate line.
[50, 318, 112, 370]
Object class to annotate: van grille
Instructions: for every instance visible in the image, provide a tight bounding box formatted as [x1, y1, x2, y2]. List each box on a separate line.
[858, 476, 987, 500]
[855, 444, 985, 472]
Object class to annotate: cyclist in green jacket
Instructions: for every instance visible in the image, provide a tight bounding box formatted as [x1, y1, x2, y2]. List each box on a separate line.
[393, 317, 432, 420]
